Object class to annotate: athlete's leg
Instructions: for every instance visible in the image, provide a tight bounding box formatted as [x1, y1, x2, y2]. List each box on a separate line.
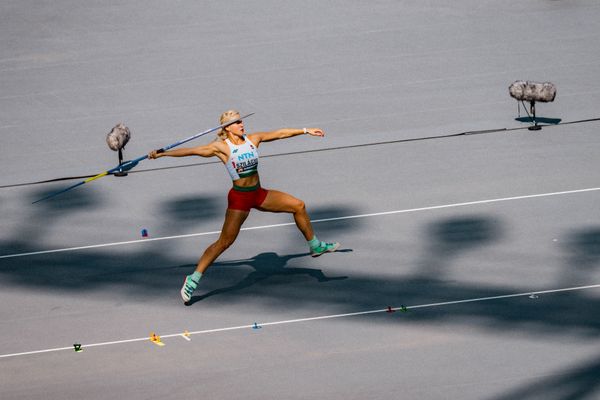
[181, 209, 248, 303]
[258, 189, 340, 257]
[196, 208, 249, 273]
[257, 190, 313, 240]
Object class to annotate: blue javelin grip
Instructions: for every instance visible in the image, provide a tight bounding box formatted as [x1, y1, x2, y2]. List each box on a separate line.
[32, 113, 254, 204]
[115, 157, 141, 173]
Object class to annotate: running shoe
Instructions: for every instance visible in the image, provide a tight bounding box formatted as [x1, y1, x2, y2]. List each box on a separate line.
[310, 241, 340, 257]
[181, 275, 199, 303]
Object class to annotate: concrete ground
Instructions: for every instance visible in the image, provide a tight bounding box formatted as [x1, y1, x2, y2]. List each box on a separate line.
[1, 1, 599, 399]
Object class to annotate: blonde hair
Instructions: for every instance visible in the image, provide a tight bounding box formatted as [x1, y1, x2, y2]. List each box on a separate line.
[217, 109, 241, 140]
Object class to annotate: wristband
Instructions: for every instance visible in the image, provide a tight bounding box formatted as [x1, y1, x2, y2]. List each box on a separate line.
[303, 127, 308, 134]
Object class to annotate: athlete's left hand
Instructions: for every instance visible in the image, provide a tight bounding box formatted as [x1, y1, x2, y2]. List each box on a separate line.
[306, 128, 325, 137]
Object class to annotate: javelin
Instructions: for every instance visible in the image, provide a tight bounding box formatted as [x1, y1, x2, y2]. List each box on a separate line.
[32, 113, 255, 204]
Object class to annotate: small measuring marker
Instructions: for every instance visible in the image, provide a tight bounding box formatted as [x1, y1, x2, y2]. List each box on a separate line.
[150, 333, 165, 346]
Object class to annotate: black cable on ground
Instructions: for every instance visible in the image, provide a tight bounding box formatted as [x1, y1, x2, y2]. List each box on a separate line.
[2, 116, 598, 190]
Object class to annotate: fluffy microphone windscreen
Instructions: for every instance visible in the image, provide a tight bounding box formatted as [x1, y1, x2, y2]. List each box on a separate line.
[106, 123, 131, 151]
[509, 81, 557, 103]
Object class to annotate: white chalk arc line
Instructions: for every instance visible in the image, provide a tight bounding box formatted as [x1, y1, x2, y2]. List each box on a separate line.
[1, 283, 598, 359]
[1, 186, 598, 260]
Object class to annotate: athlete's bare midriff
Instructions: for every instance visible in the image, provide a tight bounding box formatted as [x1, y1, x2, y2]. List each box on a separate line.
[232, 173, 260, 188]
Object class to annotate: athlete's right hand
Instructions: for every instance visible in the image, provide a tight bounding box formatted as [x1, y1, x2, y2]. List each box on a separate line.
[148, 150, 161, 159]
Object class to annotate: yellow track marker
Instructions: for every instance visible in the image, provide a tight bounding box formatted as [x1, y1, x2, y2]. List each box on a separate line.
[150, 333, 165, 347]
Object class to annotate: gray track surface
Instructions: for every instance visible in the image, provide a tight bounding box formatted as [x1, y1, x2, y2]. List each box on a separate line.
[1, 1, 599, 399]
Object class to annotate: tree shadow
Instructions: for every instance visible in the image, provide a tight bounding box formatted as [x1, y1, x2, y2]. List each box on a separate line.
[1, 204, 599, 340]
[187, 251, 350, 305]
[0, 187, 104, 255]
[27, 185, 103, 212]
[3, 190, 599, 396]
[488, 353, 600, 400]
[160, 194, 223, 225]
[414, 215, 503, 281]
[558, 227, 600, 285]
[307, 204, 364, 235]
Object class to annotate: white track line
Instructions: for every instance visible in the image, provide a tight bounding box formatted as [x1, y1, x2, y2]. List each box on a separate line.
[1, 187, 598, 260]
[1, 283, 598, 359]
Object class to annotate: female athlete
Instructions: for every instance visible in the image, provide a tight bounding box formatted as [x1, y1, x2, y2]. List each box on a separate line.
[149, 110, 340, 303]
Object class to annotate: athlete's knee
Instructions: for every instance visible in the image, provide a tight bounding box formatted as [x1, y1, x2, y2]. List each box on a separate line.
[212, 235, 236, 252]
[292, 199, 306, 213]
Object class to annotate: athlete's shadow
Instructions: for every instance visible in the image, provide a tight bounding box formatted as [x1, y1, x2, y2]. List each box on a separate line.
[188, 251, 349, 305]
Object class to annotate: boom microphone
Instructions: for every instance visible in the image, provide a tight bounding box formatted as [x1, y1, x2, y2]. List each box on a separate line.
[509, 81, 558, 130]
[106, 123, 131, 151]
[106, 123, 131, 176]
[509, 81, 557, 103]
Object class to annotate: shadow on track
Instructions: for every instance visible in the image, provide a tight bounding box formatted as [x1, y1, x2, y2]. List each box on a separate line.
[187, 251, 350, 305]
[414, 215, 503, 281]
[488, 352, 600, 400]
[160, 194, 223, 226]
[1, 195, 599, 341]
[558, 228, 600, 287]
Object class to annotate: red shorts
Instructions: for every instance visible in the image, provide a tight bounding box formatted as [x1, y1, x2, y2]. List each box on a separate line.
[227, 186, 269, 211]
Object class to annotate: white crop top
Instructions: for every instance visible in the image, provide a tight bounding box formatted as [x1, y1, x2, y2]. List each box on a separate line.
[224, 135, 259, 180]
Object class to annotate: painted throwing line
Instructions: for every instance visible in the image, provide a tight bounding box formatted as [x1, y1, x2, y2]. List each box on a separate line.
[1, 283, 598, 359]
[1, 187, 599, 260]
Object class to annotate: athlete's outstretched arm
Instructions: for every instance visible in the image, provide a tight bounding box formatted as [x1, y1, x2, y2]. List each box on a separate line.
[148, 142, 224, 159]
[250, 128, 324, 146]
